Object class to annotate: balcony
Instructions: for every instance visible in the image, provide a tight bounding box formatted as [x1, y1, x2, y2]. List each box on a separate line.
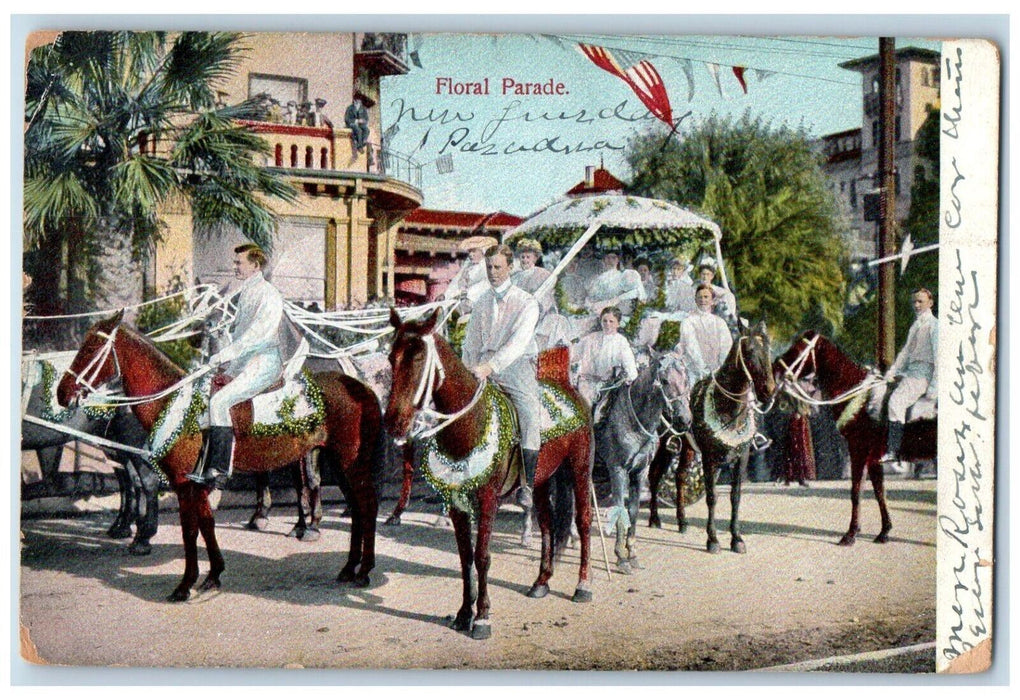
[237, 120, 421, 191]
[355, 33, 409, 76]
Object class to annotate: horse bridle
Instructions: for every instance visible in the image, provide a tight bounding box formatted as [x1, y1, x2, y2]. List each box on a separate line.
[775, 333, 820, 386]
[402, 332, 486, 441]
[63, 324, 123, 401]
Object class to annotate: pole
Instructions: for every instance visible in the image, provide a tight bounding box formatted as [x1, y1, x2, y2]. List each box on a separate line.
[530, 221, 603, 301]
[877, 37, 897, 370]
[590, 480, 612, 581]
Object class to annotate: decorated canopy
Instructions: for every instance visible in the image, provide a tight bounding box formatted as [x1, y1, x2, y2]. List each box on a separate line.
[504, 194, 722, 253]
[504, 193, 729, 290]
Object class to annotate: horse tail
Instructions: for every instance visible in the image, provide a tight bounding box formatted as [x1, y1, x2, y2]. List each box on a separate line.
[549, 447, 576, 560]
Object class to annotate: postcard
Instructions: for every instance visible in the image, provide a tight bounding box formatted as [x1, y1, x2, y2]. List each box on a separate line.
[16, 27, 999, 675]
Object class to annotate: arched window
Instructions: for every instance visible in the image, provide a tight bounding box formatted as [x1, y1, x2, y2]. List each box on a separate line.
[305, 146, 313, 168]
[290, 144, 298, 168]
[320, 147, 329, 169]
[274, 143, 283, 167]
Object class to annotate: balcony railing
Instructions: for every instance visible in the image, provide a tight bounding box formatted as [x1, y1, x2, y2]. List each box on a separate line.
[355, 33, 409, 76]
[237, 120, 421, 191]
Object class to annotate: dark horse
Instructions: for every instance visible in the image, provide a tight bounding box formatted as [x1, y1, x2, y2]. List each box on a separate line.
[595, 350, 691, 573]
[677, 321, 775, 553]
[384, 309, 593, 640]
[22, 359, 160, 555]
[57, 311, 383, 600]
[776, 331, 936, 545]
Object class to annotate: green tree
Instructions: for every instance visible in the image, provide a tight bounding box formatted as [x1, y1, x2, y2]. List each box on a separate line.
[837, 105, 940, 364]
[626, 112, 847, 343]
[23, 31, 295, 315]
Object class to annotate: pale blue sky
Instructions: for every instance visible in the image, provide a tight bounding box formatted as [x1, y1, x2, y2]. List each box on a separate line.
[382, 33, 941, 217]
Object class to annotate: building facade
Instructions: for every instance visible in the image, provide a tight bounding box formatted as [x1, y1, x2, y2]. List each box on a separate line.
[154, 32, 423, 309]
[817, 47, 940, 260]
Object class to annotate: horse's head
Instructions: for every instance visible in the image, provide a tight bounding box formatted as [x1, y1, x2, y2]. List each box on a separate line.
[649, 348, 692, 430]
[384, 307, 441, 441]
[57, 310, 124, 408]
[740, 319, 775, 405]
[775, 329, 821, 386]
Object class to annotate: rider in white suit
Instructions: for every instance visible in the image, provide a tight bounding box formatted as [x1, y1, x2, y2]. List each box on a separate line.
[188, 243, 285, 487]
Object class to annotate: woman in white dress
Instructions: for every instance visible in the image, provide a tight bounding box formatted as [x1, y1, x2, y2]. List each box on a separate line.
[584, 251, 646, 318]
[512, 238, 573, 350]
[571, 306, 639, 415]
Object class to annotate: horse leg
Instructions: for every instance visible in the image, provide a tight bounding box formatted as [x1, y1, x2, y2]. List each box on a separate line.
[129, 459, 160, 556]
[286, 461, 309, 540]
[839, 453, 868, 546]
[867, 460, 893, 543]
[196, 486, 226, 592]
[570, 438, 593, 603]
[471, 488, 497, 640]
[385, 443, 414, 526]
[448, 507, 477, 633]
[107, 463, 134, 539]
[527, 460, 555, 599]
[169, 485, 202, 601]
[647, 439, 666, 529]
[626, 468, 644, 568]
[609, 464, 632, 574]
[730, 449, 748, 554]
[302, 449, 323, 542]
[350, 438, 378, 587]
[335, 475, 363, 584]
[703, 453, 720, 554]
[247, 471, 272, 531]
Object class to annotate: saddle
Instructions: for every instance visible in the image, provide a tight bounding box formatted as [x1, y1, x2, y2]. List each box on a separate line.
[866, 379, 938, 424]
[211, 373, 285, 434]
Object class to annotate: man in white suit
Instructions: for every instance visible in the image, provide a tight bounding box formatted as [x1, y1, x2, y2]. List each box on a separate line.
[462, 244, 541, 507]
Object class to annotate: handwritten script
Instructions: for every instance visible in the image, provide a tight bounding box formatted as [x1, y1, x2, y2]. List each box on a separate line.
[938, 45, 991, 664]
[389, 98, 690, 157]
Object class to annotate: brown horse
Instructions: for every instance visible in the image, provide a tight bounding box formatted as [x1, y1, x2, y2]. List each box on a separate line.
[57, 311, 383, 600]
[677, 320, 776, 553]
[384, 309, 593, 640]
[775, 331, 936, 546]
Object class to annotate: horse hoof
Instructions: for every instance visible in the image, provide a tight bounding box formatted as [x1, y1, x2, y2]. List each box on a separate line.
[352, 575, 371, 588]
[450, 613, 473, 632]
[286, 526, 305, 539]
[128, 541, 152, 556]
[648, 516, 661, 529]
[617, 560, 633, 575]
[707, 541, 721, 554]
[527, 583, 549, 599]
[874, 532, 890, 544]
[838, 535, 857, 547]
[336, 568, 356, 584]
[167, 588, 190, 602]
[299, 528, 321, 543]
[107, 524, 132, 539]
[246, 517, 269, 531]
[731, 540, 746, 554]
[678, 523, 688, 534]
[198, 577, 221, 592]
[571, 588, 593, 604]
[628, 557, 644, 570]
[470, 621, 492, 640]
[384, 514, 402, 526]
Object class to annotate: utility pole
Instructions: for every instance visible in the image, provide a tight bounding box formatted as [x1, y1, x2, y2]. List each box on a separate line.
[877, 37, 897, 370]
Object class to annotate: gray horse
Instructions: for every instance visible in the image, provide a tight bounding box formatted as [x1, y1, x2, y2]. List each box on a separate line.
[21, 359, 161, 555]
[595, 350, 691, 573]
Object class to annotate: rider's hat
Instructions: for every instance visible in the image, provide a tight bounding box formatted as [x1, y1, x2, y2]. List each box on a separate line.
[515, 238, 542, 256]
[459, 235, 499, 253]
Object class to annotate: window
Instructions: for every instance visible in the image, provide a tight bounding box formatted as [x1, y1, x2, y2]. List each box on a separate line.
[249, 73, 307, 107]
[872, 120, 880, 146]
[895, 116, 902, 141]
[850, 180, 858, 208]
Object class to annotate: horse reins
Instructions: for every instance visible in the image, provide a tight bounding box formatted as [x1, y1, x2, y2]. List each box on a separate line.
[776, 335, 884, 408]
[406, 333, 487, 440]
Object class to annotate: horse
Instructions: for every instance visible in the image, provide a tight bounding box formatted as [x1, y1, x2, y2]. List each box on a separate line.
[594, 350, 691, 573]
[56, 311, 383, 600]
[677, 320, 776, 553]
[384, 309, 593, 640]
[775, 331, 936, 545]
[21, 355, 161, 555]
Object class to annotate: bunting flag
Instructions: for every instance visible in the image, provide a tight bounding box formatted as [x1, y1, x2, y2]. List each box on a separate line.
[578, 43, 674, 127]
[706, 62, 725, 98]
[754, 68, 777, 83]
[678, 58, 696, 100]
[732, 65, 748, 94]
[383, 122, 400, 144]
[409, 34, 423, 68]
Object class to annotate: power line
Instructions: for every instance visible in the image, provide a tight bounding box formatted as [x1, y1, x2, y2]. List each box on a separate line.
[567, 33, 868, 61]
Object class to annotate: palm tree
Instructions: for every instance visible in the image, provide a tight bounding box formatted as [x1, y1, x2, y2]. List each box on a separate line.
[23, 31, 295, 315]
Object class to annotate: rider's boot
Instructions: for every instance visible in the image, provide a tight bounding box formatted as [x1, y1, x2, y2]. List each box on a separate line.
[879, 421, 904, 464]
[186, 426, 235, 488]
[516, 449, 538, 508]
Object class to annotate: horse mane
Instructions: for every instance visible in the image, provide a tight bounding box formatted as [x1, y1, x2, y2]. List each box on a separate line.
[806, 332, 868, 396]
[119, 323, 187, 380]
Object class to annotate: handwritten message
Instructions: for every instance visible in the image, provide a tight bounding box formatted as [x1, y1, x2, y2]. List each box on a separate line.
[389, 97, 683, 157]
[936, 40, 998, 673]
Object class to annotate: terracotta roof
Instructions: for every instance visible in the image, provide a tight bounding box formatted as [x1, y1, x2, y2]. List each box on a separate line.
[401, 208, 524, 230]
[565, 167, 627, 196]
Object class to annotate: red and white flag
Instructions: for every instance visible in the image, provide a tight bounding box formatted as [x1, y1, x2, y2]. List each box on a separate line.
[578, 43, 674, 127]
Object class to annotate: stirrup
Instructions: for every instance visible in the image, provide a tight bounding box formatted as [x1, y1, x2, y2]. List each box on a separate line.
[516, 485, 534, 509]
[751, 433, 772, 453]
